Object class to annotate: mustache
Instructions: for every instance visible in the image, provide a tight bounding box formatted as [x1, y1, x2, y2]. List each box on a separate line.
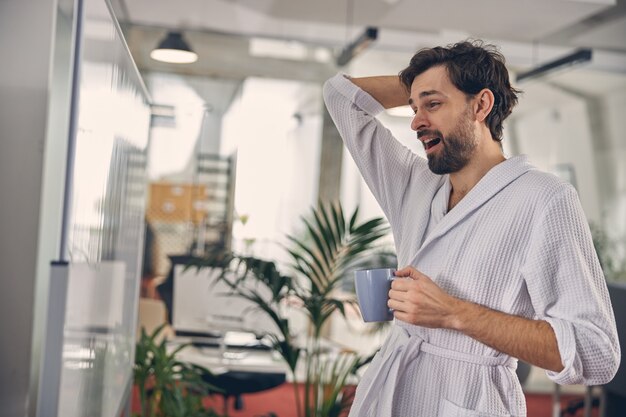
[417, 129, 444, 140]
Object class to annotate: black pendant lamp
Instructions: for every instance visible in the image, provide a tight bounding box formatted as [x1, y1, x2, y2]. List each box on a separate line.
[150, 31, 198, 64]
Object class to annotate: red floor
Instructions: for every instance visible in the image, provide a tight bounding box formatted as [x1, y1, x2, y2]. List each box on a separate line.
[131, 383, 599, 417]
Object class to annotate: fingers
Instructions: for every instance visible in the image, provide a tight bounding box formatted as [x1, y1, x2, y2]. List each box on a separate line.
[395, 266, 432, 281]
[391, 275, 425, 291]
[388, 278, 413, 313]
[394, 266, 420, 279]
[388, 288, 407, 302]
[388, 266, 456, 328]
[389, 265, 431, 304]
[387, 297, 407, 311]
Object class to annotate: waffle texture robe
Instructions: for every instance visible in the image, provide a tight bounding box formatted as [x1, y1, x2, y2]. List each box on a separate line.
[323, 73, 620, 417]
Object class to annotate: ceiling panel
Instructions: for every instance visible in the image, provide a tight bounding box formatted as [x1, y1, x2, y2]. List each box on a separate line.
[379, 0, 613, 42]
[571, 15, 626, 50]
[123, 0, 615, 46]
[125, 26, 335, 82]
[237, 0, 395, 25]
[120, 0, 625, 78]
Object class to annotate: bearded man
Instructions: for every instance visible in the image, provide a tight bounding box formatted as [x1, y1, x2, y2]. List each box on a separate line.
[323, 40, 620, 417]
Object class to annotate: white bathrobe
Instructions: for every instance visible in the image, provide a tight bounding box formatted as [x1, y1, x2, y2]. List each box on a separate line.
[323, 74, 620, 417]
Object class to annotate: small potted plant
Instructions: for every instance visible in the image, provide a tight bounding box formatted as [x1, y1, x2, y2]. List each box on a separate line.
[133, 324, 222, 417]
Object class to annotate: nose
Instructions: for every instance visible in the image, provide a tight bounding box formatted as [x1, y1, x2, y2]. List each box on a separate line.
[410, 109, 428, 132]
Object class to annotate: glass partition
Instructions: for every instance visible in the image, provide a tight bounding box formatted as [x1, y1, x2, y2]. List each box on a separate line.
[54, 0, 151, 416]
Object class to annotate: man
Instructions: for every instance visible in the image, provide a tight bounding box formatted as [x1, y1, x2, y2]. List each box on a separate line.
[323, 40, 620, 417]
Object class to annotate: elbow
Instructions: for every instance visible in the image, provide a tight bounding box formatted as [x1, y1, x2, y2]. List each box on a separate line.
[600, 344, 621, 384]
[574, 343, 621, 385]
[548, 360, 564, 374]
[589, 333, 621, 385]
[546, 316, 621, 385]
[545, 346, 565, 374]
[548, 334, 621, 386]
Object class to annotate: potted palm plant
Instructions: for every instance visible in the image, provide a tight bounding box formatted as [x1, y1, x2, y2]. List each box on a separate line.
[133, 324, 222, 417]
[191, 202, 393, 417]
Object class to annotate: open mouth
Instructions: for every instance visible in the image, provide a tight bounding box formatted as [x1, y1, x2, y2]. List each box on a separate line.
[423, 137, 441, 151]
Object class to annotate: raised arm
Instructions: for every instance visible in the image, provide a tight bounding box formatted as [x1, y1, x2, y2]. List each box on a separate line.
[350, 76, 410, 109]
[323, 73, 434, 245]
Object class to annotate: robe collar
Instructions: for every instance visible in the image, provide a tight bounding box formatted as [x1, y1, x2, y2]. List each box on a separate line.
[411, 155, 535, 264]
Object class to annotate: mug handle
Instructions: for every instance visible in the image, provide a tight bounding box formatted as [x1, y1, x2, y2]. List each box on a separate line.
[387, 272, 396, 316]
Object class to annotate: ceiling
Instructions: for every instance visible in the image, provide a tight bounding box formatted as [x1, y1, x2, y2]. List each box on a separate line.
[112, 0, 626, 82]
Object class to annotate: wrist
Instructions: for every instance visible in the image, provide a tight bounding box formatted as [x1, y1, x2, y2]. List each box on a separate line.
[447, 298, 471, 332]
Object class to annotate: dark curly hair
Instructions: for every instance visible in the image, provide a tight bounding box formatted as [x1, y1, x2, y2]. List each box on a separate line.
[399, 40, 521, 142]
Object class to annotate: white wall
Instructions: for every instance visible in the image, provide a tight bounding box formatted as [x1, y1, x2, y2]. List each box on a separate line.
[146, 73, 206, 181]
[0, 1, 67, 416]
[514, 97, 602, 223]
[221, 78, 323, 262]
[513, 77, 626, 271]
[599, 87, 626, 263]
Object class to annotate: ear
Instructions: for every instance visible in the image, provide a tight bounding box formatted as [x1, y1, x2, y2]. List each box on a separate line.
[473, 88, 495, 122]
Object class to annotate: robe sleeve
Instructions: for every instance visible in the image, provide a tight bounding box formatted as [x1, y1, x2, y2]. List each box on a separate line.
[521, 184, 621, 385]
[322, 73, 427, 232]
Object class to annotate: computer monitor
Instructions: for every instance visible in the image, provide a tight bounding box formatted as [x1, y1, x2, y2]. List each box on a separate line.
[172, 264, 278, 337]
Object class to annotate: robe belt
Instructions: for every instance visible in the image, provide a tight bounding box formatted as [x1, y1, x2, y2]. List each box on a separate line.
[351, 326, 517, 417]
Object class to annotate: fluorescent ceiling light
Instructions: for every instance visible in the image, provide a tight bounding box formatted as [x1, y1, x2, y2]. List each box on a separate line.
[249, 38, 308, 60]
[150, 31, 198, 64]
[313, 47, 332, 63]
[336, 27, 378, 67]
[516, 48, 592, 83]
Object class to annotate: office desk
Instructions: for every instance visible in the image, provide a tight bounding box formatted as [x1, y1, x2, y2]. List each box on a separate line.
[170, 336, 288, 375]
[168, 336, 288, 414]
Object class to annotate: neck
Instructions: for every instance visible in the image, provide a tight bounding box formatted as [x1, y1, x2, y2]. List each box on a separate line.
[448, 140, 505, 209]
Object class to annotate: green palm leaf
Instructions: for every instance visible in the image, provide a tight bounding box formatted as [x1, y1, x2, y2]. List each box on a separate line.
[315, 204, 338, 255]
[301, 216, 332, 272]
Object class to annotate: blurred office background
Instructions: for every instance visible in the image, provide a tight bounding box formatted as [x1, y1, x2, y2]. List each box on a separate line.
[1, 0, 625, 416]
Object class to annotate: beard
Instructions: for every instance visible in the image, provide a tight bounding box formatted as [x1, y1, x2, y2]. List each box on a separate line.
[424, 108, 478, 175]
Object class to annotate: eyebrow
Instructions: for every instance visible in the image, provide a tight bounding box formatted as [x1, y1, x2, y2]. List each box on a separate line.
[408, 90, 443, 106]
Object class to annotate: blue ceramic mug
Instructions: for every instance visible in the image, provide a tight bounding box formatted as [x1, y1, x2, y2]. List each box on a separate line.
[354, 268, 396, 322]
